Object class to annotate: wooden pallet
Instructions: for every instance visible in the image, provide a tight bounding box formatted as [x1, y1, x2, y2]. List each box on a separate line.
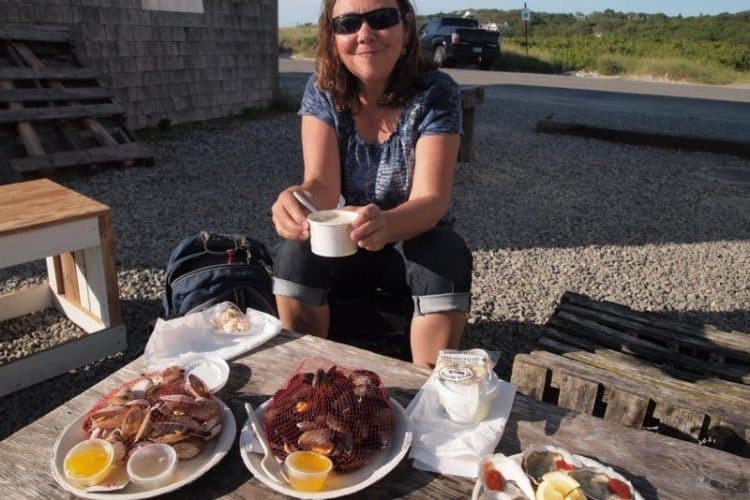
[0, 24, 152, 177]
[511, 291, 750, 457]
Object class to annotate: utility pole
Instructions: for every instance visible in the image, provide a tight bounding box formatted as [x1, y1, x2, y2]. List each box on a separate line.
[522, 2, 530, 57]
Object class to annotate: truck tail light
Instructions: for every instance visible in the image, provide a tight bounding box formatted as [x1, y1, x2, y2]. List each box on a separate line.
[451, 32, 459, 44]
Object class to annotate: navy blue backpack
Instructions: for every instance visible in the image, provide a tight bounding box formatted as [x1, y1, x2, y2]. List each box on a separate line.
[162, 231, 277, 318]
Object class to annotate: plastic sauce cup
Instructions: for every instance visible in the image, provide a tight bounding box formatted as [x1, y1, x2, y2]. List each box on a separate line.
[284, 451, 333, 492]
[63, 438, 115, 487]
[126, 443, 178, 489]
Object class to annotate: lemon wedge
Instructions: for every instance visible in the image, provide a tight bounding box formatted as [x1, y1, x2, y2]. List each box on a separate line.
[536, 471, 586, 500]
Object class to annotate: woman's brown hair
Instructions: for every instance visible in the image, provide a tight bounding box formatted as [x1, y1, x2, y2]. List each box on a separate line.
[315, 0, 432, 112]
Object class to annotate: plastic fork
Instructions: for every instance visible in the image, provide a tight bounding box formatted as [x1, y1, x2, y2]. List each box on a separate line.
[244, 402, 289, 485]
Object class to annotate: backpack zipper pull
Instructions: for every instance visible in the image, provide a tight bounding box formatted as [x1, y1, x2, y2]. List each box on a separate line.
[226, 248, 240, 263]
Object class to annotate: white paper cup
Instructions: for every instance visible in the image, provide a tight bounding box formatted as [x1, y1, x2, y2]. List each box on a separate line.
[308, 209, 358, 257]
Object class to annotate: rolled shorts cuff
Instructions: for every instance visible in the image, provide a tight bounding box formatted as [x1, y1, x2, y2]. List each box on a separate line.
[412, 293, 471, 316]
[272, 277, 327, 306]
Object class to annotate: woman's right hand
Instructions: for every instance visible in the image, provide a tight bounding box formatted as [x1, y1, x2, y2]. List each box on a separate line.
[271, 186, 310, 240]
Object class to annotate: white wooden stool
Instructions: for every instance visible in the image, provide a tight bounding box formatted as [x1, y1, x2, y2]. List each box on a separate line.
[0, 179, 126, 396]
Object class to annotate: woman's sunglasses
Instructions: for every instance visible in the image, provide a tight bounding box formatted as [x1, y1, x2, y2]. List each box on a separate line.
[331, 7, 401, 35]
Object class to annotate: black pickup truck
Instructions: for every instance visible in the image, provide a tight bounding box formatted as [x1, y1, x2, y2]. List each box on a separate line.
[418, 17, 500, 70]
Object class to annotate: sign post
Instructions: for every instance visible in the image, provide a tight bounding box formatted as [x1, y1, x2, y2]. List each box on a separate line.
[521, 3, 530, 56]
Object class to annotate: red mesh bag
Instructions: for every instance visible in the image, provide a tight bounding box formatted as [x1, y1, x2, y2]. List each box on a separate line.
[263, 358, 393, 472]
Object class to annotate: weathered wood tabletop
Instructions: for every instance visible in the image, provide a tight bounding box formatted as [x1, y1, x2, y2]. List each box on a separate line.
[1, 331, 748, 499]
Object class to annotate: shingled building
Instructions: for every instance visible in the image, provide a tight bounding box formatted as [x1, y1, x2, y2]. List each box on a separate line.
[1, 0, 278, 129]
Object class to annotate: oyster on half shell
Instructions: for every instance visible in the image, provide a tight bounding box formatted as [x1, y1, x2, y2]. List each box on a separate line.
[568, 467, 635, 500]
[521, 444, 582, 485]
[479, 454, 535, 500]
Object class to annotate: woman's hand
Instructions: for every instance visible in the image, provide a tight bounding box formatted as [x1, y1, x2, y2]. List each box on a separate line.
[272, 186, 310, 240]
[350, 203, 389, 251]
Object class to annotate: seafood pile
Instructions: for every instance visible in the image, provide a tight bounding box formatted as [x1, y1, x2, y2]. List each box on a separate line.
[479, 445, 637, 500]
[82, 366, 223, 465]
[210, 304, 250, 333]
[263, 359, 393, 472]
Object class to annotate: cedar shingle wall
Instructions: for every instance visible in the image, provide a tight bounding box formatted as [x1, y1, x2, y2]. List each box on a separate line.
[1, 0, 278, 129]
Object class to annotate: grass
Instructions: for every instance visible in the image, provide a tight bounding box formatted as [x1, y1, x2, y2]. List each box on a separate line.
[494, 41, 749, 85]
[135, 97, 299, 142]
[279, 26, 318, 59]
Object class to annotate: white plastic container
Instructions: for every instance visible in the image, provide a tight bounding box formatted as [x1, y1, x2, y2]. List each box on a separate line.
[437, 377, 498, 424]
[433, 349, 500, 424]
[63, 438, 115, 487]
[127, 443, 178, 489]
[182, 354, 230, 393]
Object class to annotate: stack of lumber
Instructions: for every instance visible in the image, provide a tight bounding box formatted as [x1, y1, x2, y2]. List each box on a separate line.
[511, 291, 750, 457]
[0, 24, 151, 177]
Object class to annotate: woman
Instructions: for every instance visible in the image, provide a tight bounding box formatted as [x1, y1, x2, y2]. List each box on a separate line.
[271, 0, 472, 368]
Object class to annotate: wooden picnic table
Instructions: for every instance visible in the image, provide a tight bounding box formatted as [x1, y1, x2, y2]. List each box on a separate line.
[1, 330, 748, 499]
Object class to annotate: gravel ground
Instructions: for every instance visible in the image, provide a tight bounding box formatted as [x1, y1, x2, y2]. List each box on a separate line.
[1, 87, 748, 441]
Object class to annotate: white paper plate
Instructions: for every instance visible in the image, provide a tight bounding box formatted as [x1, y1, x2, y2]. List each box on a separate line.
[471, 452, 644, 500]
[239, 398, 412, 499]
[182, 354, 230, 393]
[50, 399, 236, 499]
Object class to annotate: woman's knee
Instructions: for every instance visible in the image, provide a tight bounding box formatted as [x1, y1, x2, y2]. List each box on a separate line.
[272, 239, 328, 305]
[398, 227, 472, 315]
[400, 227, 473, 292]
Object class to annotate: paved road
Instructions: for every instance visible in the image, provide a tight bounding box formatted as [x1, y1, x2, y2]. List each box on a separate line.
[279, 57, 750, 102]
[279, 58, 750, 142]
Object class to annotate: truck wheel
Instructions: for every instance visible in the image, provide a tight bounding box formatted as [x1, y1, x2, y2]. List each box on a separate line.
[433, 46, 447, 68]
[479, 59, 494, 70]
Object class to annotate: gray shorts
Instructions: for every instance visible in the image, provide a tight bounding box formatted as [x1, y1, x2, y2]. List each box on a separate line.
[272, 225, 472, 316]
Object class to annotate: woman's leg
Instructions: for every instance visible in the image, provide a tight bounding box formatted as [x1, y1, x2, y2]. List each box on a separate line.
[410, 311, 466, 368]
[276, 296, 330, 338]
[272, 238, 332, 338]
[397, 226, 473, 368]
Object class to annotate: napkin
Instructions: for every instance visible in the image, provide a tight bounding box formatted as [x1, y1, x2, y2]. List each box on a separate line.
[406, 377, 516, 478]
[144, 302, 282, 370]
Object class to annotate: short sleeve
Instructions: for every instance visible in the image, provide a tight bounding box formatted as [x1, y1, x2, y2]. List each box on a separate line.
[298, 74, 336, 128]
[418, 73, 462, 136]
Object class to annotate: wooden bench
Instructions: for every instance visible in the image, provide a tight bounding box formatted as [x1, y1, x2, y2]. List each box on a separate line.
[0, 179, 127, 396]
[459, 86, 484, 163]
[511, 291, 750, 457]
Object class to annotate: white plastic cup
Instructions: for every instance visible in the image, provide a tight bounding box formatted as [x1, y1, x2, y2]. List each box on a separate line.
[308, 209, 358, 257]
[284, 451, 333, 492]
[126, 443, 178, 489]
[63, 438, 115, 487]
[437, 379, 499, 424]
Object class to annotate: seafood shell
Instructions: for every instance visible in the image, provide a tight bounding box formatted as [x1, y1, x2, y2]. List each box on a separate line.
[521, 444, 582, 485]
[568, 467, 635, 500]
[479, 454, 535, 500]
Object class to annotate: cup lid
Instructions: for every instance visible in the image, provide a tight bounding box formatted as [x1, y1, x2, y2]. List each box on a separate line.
[182, 355, 230, 393]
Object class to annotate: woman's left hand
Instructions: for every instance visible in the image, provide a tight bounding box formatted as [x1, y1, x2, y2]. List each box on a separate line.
[350, 203, 389, 251]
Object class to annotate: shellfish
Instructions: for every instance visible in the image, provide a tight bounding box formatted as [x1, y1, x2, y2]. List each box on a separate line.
[263, 363, 393, 472]
[521, 444, 582, 485]
[479, 454, 535, 500]
[568, 468, 635, 500]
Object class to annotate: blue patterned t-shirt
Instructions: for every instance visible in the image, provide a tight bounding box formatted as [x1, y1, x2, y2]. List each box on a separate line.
[298, 70, 462, 225]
